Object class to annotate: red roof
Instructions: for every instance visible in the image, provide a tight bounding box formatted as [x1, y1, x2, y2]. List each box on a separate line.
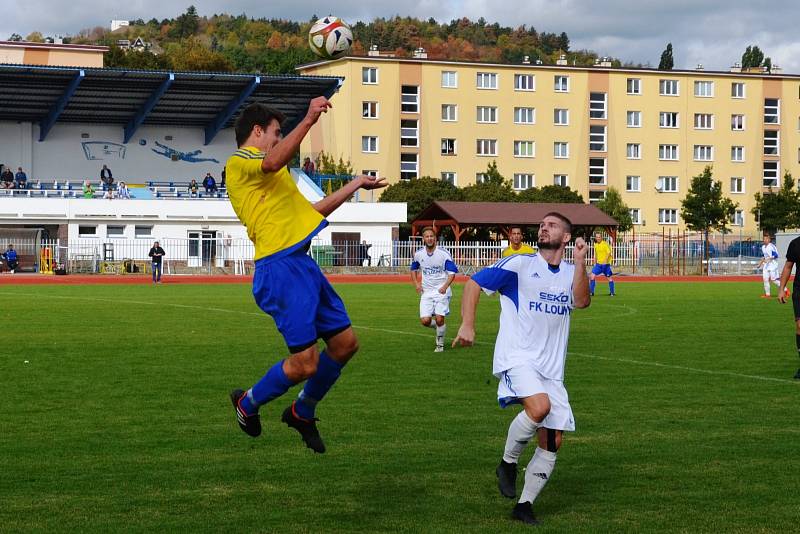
[413, 201, 618, 227]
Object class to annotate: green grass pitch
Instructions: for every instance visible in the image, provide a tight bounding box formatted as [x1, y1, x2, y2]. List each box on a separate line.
[1, 281, 799, 532]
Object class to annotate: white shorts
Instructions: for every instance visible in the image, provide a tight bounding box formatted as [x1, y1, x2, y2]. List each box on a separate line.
[419, 292, 451, 317]
[763, 265, 779, 281]
[496, 364, 575, 432]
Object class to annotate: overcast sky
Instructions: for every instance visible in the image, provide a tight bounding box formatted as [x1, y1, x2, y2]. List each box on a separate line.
[2, 0, 800, 73]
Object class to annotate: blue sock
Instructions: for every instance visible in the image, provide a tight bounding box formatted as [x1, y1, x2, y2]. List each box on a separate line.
[609, 281, 615, 295]
[242, 360, 296, 414]
[589, 279, 596, 294]
[294, 351, 344, 420]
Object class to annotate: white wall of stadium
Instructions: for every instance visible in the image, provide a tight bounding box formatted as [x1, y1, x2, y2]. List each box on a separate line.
[0, 122, 235, 183]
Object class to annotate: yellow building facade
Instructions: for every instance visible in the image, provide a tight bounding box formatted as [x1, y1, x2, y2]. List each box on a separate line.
[298, 56, 800, 234]
[0, 40, 107, 68]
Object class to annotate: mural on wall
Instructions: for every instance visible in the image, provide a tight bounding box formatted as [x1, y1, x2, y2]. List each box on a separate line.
[81, 142, 127, 160]
[151, 142, 219, 164]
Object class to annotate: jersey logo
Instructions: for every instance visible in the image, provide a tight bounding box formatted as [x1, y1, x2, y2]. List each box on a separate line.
[531, 272, 540, 278]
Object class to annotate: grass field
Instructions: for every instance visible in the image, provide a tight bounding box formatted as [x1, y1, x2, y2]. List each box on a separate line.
[1, 280, 799, 533]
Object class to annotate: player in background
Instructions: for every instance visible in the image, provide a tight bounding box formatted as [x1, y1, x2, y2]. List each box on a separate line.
[757, 235, 784, 298]
[589, 232, 615, 296]
[452, 213, 590, 525]
[777, 234, 800, 379]
[411, 227, 458, 353]
[226, 98, 386, 453]
[502, 226, 536, 257]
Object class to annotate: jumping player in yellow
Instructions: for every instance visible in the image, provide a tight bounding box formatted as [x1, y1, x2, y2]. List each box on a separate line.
[589, 232, 615, 296]
[502, 226, 536, 257]
[227, 98, 385, 453]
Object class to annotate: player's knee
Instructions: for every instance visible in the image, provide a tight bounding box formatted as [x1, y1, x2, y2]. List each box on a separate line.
[435, 316, 445, 326]
[421, 317, 432, 327]
[795, 321, 800, 335]
[287, 352, 319, 380]
[524, 398, 551, 423]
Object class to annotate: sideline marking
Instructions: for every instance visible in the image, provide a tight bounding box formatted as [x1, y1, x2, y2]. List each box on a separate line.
[5, 291, 796, 386]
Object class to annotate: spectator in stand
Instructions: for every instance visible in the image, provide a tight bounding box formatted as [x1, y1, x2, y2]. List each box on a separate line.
[1, 167, 15, 189]
[302, 157, 316, 176]
[202, 172, 217, 194]
[148, 241, 166, 284]
[100, 165, 114, 191]
[82, 181, 95, 198]
[220, 167, 226, 189]
[15, 167, 27, 189]
[5, 244, 18, 273]
[103, 188, 114, 200]
[116, 181, 131, 199]
[188, 179, 199, 197]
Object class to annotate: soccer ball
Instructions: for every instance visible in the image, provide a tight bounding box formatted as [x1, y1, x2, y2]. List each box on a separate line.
[308, 16, 353, 59]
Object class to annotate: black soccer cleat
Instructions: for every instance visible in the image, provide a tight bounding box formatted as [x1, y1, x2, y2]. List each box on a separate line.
[230, 389, 261, 437]
[496, 460, 518, 498]
[512, 502, 541, 526]
[282, 401, 326, 453]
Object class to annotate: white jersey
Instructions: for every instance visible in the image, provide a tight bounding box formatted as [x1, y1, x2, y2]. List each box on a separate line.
[472, 253, 576, 381]
[762, 243, 779, 270]
[411, 246, 458, 295]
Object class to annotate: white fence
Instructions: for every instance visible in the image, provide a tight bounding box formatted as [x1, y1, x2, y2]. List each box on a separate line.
[3, 232, 763, 276]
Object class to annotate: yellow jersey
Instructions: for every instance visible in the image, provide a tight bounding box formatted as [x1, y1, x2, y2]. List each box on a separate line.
[225, 146, 326, 260]
[502, 243, 536, 257]
[594, 240, 613, 264]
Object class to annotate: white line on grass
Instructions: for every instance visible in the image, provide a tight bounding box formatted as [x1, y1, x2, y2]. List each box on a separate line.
[7, 291, 796, 386]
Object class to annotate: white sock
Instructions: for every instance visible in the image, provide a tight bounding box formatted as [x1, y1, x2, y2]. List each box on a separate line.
[436, 324, 446, 345]
[764, 280, 771, 295]
[502, 411, 540, 464]
[772, 280, 781, 288]
[518, 447, 557, 504]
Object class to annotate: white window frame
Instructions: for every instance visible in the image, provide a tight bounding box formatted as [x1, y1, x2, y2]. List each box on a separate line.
[589, 190, 607, 204]
[514, 107, 536, 124]
[441, 104, 458, 122]
[626, 143, 641, 160]
[731, 146, 745, 162]
[589, 158, 607, 185]
[763, 161, 779, 187]
[477, 106, 498, 124]
[514, 73, 535, 91]
[659, 111, 679, 128]
[441, 70, 458, 88]
[659, 79, 679, 96]
[731, 82, 745, 98]
[730, 176, 745, 194]
[627, 110, 641, 127]
[401, 85, 419, 114]
[694, 80, 714, 97]
[513, 173, 535, 190]
[589, 92, 607, 119]
[764, 130, 780, 155]
[630, 208, 641, 225]
[441, 172, 457, 185]
[658, 176, 679, 192]
[362, 170, 378, 177]
[731, 209, 744, 227]
[659, 144, 679, 161]
[731, 114, 745, 131]
[106, 224, 125, 237]
[554, 75, 569, 92]
[361, 136, 379, 153]
[554, 174, 568, 187]
[134, 225, 153, 238]
[513, 140, 535, 158]
[589, 125, 606, 152]
[626, 175, 641, 192]
[554, 142, 569, 159]
[554, 108, 569, 125]
[362, 67, 378, 85]
[362, 101, 379, 119]
[400, 153, 418, 180]
[694, 113, 714, 129]
[477, 72, 498, 90]
[627, 78, 641, 95]
[764, 98, 780, 124]
[400, 119, 418, 147]
[441, 138, 457, 156]
[658, 208, 678, 224]
[79, 225, 98, 237]
[476, 138, 498, 156]
[693, 145, 714, 162]
[475, 173, 488, 184]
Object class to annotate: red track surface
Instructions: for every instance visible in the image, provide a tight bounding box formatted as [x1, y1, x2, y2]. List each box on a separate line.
[0, 273, 770, 285]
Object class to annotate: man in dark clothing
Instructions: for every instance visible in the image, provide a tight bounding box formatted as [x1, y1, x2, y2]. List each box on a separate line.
[778, 236, 800, 379]
[100, 165, 114, 191]
[202, 172, 217, 194]
[4, 244, 18, 273]
[1, 167, 14, 189]
[15, 168, 27, 189]
[148, 241, 166, 284]
[220, 167, 226, 189]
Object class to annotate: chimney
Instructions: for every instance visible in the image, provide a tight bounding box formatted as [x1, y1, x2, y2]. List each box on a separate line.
[556, 54, 567, 66]
[695, 63, 704, 70]
[522, 55, 530, 64]
[412, 47, 427, 59]
[730, 62, 742, 73]
[368, 44, 380, 57]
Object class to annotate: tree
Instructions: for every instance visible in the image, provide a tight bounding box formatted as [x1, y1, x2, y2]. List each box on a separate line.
[379, 176, 464, 238]
[752, 171, 799, 234]
[595, 187, 633, 232]
[516, 185, 584, 203]
[461, 161, 516, 202]
[25, 31, 44, 43]
[658, 42, 673, 70]
[681, 166, 738, 271]
[8, 33, 22, 41]
[741, 45, 764, 68]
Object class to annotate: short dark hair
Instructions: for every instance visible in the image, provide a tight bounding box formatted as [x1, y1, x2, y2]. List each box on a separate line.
[234, 103, 286, 147]
[421, 226, 436, 235]
[510, 226, 523, 232]
[542, 212, 572, 234]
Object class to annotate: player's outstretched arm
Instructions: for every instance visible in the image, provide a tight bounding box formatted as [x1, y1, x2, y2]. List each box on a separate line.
[313, 175, 386, 217]
[572, 237, 591, 308]
[452, 279, 480, 348]
[779, 261, 794, 303]
[261, 96, 331, 173]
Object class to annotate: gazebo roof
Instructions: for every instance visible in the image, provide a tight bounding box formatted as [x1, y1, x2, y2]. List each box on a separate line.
[412, 201, 619, 228]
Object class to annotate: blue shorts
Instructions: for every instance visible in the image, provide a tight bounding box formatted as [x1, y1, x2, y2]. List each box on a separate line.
[591, 263, 613, 277]
[253, 248, 351, 353]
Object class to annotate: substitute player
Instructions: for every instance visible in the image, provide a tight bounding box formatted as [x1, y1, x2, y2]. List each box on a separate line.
[757, 235, 784, 298]
[227, 99, 385, 452]
[502, 226, 536, 257]
[589, 232, 615, 296]
[777, 235, 800, 379]
[452, 212, 590, 525]
[411, 227, 458, 352]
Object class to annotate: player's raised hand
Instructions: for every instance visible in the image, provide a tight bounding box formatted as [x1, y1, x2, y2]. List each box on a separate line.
[573, 237, 588, 263]
[358, 175, 387, 190]
[451, 324, 475, 348]
[304, 96, 332, 124]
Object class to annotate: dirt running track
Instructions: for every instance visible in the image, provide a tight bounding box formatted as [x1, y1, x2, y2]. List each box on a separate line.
[0, 274, 772, 285]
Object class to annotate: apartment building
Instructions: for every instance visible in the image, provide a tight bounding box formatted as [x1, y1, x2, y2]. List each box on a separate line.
[297, 55, 800, 234]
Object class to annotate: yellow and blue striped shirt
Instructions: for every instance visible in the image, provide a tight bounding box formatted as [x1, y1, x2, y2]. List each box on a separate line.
[225, 146, 326, 260]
